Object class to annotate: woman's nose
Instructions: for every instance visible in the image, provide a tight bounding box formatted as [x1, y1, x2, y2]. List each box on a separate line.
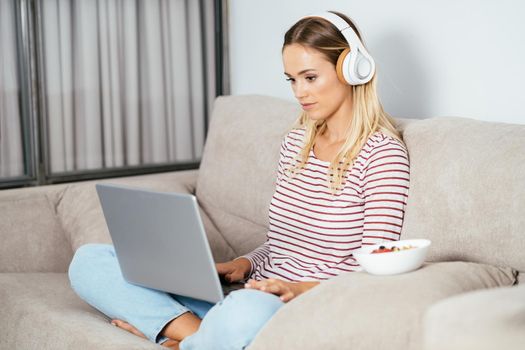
[293, 81, 308, 99]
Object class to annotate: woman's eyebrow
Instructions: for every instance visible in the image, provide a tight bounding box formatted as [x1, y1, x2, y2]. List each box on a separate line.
[284, 69, 317, 77]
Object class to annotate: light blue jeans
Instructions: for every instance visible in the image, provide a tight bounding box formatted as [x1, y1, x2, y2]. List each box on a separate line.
[68, 244, 284, 349]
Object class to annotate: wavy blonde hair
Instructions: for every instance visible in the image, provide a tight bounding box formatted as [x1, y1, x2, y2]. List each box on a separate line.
[282, 11, 404, 195]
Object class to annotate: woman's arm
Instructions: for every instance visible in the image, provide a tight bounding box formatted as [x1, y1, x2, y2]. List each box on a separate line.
[236, 240, 271, 278]
[360, 138, 410, 246]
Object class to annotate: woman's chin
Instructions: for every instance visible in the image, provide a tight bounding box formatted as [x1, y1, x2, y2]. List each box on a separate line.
[306, 113, 325, 122]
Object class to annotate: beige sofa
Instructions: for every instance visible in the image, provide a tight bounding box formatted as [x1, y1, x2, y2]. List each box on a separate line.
[1, 95, 524, 350]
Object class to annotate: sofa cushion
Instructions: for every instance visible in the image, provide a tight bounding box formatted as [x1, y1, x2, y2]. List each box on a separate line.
[423, 283, 525, 350]
[248, 261, 517, 350]
[196, 95, 300, 256]
[56, 170, 236, 262]
[0, 188, 73, 273]
[400, 116, 525, 272]
[0, 273, 160, 349]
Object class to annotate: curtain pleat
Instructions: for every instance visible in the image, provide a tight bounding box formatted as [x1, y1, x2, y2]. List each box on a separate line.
[140, 0, 166, 164]
[187, 0, 205, 159]
[0, 0, 24, 178]
[169, 0, 193, 161]
[121, 0, 140, 167]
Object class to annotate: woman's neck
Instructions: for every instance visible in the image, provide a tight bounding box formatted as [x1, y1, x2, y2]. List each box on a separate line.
[321, 96, 353, 144]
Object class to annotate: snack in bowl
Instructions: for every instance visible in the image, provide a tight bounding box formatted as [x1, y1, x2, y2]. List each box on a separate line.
[371, 245, 415, 254]
[352, 239, 431, 275]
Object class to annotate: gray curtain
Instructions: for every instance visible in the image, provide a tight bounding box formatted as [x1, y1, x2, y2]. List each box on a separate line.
[1, 0, 215, 179]
[41, 0, 211, 173]
[0, 0, 24, 178]
[2, 0, 216, 180]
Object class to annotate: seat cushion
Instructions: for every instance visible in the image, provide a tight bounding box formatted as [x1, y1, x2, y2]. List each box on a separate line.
[400, 116, 525, 272]
[248, 261, 517, 350]
[423, 283, 525, 350]
[0, 273, 161, 349]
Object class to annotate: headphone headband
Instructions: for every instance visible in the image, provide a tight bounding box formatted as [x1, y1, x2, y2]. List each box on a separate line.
[308, 12, 350, 32]
[300, 12, 376, 85]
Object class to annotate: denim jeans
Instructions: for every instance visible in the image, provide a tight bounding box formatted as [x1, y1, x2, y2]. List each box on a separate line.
[68, 244, 284, 349]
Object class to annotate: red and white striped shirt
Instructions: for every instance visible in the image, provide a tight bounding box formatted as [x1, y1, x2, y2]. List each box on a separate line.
[241, 128, 410, 282]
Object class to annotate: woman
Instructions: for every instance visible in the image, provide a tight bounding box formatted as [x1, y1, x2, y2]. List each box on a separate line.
[69, 10, 410, 350]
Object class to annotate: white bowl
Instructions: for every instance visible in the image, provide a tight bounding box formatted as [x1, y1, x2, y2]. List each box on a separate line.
[353, 239, 431, 276]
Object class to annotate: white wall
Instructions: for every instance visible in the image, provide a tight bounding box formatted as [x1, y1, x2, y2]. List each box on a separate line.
[229, 0, 525, 124]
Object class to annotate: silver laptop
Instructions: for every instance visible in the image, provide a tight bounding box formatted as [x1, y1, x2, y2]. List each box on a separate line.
[95, 183, 244, 304]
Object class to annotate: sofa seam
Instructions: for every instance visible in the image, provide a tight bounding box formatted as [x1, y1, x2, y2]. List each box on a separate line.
[53, 184, 75, 252]
[198, 202, 240, 258]
[200, 201, 268, 257]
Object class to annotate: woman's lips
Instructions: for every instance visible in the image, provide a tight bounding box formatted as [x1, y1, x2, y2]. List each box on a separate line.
[301, 102, 317, 110]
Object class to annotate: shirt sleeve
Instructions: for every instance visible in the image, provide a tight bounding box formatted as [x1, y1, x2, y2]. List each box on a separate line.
[236, 241, 271, 278]
[360, 137, 410, 246]
[297, 256, 363, 281]
[275, 134, 291, 186]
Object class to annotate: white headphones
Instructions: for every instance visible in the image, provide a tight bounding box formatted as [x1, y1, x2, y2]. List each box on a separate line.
[301, 12, 376, 85]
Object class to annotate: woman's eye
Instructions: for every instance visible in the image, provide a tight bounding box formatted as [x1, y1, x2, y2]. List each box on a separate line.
[285, 77, 295, 83]
[306, 76, 317, 81]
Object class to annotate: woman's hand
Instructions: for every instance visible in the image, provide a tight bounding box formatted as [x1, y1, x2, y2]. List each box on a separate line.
[244, 278, 319, 302]
[215, 257, 252, 283]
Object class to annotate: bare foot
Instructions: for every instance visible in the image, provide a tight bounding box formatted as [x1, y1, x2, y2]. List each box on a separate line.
[111, 319, 179, 349]
[160, 339, 180, 350]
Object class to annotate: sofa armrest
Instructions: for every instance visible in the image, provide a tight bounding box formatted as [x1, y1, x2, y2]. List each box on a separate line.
[248, 262, 516, 350]
[0, 170, 201, 272]
[0, 185, 73, 272]
[422, 283, 525, 350]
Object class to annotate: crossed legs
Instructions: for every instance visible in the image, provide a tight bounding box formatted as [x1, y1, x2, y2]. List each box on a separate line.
[68, 244, 284, 349]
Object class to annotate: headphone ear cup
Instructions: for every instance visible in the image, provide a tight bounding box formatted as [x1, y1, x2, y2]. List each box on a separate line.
[355, 56, 372, 80]
[336, 48, 351, 85]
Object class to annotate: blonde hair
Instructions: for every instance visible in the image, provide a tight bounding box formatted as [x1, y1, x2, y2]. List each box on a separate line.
[282, 11, 404, 194]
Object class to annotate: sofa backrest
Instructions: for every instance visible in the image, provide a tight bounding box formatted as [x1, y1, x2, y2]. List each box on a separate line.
[196, 95, 299, 256]
[198, 94, 524, 274]
[3, 94, 522, 275]
[399, 116, 525, 273]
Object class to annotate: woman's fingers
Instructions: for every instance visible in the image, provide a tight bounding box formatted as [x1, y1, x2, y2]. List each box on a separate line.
[244, 278, 298, 303]
[261, 283, 281, 293]
[230, 272, 242, 282]
[217, 262, 244, 282]
[280, 291, 294, 302]
[225, 273, 236, 283]
[244, 279, 259, 289]
[217, 263, 236, 283]
[225, 269, 243, 282]
[215, 262, 230, 275]
[248, 279, 268, 290]
[246, 279, 291, 296]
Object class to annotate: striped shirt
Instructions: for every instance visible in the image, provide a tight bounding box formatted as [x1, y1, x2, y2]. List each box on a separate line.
[241, 128, 410, 282]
